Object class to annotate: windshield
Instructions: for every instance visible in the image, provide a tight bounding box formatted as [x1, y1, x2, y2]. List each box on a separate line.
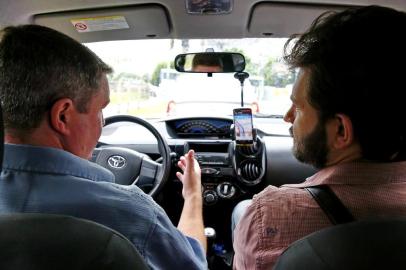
[85, 38, 294, 120]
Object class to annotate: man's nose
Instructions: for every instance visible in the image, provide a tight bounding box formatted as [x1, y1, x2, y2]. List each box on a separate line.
[283, 105, 294, 123]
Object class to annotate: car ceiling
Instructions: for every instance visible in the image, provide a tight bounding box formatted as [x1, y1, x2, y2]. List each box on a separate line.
[0, 0, 405, 43]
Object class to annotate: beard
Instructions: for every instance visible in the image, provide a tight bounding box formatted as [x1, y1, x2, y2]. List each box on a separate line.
[290, 121, 329, 169]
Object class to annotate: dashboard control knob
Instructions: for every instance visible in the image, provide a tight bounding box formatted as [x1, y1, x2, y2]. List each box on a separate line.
[216, 182, 236, 199]
[203, 190, 218, 205]
[204, 227, 216, 239]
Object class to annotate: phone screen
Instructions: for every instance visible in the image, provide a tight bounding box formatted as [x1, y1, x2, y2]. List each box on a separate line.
[233, 108, 253, 144]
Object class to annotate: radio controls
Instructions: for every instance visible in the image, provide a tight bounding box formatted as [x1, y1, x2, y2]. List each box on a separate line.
[217, 182, 236, 199]
[194, 153, 229, 166]
[203, 190, 218, 205]
[201, 167, 220, 175]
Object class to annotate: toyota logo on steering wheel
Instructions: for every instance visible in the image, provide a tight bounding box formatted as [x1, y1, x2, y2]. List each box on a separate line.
[107, 155, 126, 169]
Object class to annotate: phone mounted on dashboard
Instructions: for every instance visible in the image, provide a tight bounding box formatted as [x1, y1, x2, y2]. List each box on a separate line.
[232, 108, 255, 145]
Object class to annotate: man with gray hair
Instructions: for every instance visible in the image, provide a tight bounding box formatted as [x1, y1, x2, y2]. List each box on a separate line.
[0, 24, 207, 270]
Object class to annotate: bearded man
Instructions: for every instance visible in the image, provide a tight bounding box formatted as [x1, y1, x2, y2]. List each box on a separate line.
[232, 5, 406, 270]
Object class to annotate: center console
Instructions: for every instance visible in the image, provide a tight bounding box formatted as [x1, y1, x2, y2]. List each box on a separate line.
[185, 136, 266, 205]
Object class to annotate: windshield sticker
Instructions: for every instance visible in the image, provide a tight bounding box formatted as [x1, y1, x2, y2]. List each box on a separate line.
[71, 16, 129, 33]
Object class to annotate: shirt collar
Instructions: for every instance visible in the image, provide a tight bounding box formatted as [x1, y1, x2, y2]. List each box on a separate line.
[3, 143, 115, 183]
[283, 160, 406, 188]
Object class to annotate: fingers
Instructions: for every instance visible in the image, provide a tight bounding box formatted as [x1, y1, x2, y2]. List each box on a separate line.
[176, 171, 183, 181]
[178, 159, 186, 171]
[187, 150, 195, 169]
[187, 149, 195, 160]
[176, 152, 190, 182]
[178, 150, 195, 172]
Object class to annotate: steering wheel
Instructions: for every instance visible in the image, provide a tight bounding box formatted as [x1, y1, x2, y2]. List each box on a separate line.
[92, 115, 172, 197]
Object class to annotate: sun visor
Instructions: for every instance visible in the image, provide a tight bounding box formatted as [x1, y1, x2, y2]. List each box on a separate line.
[248, 3, 347, 37]
[34, 4, 171, 43]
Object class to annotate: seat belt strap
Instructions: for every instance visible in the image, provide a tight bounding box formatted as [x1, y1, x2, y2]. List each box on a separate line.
[305, 185, 355, 225]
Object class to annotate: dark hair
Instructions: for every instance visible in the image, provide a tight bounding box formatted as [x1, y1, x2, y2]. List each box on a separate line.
[284, 5, 406, 161]
[0, 24, 112, 132]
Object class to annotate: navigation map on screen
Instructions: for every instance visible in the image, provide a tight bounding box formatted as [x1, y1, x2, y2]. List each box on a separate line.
[233, 108, 253, 143]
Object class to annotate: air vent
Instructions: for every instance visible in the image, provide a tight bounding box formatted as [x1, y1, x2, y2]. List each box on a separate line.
[240, 161, 262, 182]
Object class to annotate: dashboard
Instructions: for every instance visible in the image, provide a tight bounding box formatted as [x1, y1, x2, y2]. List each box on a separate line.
[97, 115, 317, 261]
[99, 116, 316, 204]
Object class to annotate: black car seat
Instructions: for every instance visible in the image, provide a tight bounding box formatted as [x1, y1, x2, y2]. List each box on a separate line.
[0, 214, 149, 270]
[0, 105, 148, 269]
[273, 218, 406, 270]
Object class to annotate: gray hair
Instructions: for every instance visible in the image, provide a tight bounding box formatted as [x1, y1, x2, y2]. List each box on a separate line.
[0, 24, 112, 133]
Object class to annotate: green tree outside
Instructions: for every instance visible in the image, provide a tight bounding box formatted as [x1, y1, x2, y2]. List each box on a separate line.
[150, 61, 174, 86]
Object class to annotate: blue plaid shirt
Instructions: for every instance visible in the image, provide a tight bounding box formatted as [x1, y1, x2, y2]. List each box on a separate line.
[0, 144, 207, 270]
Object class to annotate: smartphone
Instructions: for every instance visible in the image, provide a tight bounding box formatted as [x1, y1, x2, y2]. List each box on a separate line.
[233, 108, 254, 144]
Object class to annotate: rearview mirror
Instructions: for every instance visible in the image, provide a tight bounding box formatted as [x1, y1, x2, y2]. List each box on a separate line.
[174, 52, 245, 73]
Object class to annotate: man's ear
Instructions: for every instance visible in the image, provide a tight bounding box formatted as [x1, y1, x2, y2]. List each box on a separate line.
[49, 98, 75, 135]
[329, 113, 355, 149]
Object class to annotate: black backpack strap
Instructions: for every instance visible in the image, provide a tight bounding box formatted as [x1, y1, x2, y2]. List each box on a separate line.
[305, 185, 355, 225]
